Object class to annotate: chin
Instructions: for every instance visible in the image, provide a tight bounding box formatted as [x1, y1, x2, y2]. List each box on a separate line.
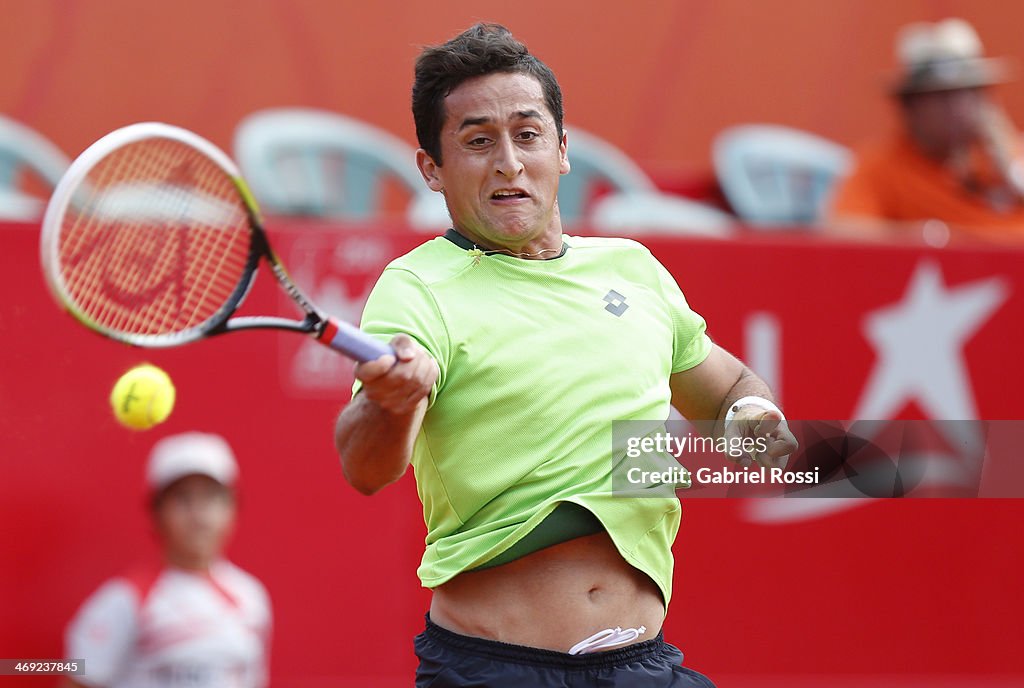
[490, 217, 542, 241]
[494, 227, 535, 243]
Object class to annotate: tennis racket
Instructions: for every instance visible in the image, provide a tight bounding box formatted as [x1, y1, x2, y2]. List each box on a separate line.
[39, 122, 392, 362]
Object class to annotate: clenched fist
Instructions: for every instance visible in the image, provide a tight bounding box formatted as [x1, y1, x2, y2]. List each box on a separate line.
[356, 334, 439, 415]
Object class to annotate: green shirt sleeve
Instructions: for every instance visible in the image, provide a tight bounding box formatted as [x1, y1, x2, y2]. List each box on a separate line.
[650, 255, 713, 373]
[351, 266, 449, 406]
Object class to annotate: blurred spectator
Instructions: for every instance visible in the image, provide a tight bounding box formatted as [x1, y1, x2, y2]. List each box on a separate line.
[63, 433, 271, 688]
[830, 18, 1024, 241]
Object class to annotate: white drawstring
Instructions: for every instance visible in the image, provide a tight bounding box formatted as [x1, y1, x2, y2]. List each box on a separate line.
[568, 625, 647, 655]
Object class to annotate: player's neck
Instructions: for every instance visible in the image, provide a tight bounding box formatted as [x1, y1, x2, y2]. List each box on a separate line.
[450, 225, 565, 260]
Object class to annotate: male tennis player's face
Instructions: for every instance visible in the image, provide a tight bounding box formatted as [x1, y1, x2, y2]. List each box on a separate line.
[418, 71, 570, 251]
[154, 474, 235, 568]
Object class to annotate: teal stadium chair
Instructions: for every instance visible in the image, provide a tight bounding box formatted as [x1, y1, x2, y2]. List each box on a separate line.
[0, 115, 70, 220]
[233, 108, 448, 228]
[564, 127, 735, 236]
[713, 124, 853, 228]
[559, 127, 657, 222]
[588, 189, 735, 237]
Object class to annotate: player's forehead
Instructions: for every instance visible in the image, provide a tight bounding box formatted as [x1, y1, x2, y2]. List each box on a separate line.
[442, 72, 553, 133]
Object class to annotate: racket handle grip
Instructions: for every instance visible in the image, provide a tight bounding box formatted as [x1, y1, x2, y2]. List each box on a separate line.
[320, 319, 395, 362]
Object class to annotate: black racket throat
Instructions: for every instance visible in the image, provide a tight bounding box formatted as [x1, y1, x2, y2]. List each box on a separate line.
[203, 224, 327, 338]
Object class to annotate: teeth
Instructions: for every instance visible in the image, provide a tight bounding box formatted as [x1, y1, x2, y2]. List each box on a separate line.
[493, 190, 523, 197]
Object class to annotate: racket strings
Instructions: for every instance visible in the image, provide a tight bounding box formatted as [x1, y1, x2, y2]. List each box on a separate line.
[125, 142, 247, 334]
[64, 140, 186, 332]
[57, 138, 252, 336]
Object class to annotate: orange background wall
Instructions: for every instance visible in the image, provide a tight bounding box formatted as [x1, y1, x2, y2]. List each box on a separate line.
[4, 0, 1024, 181]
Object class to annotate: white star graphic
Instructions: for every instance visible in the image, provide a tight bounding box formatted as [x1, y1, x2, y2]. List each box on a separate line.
[853, 259, 1009, 421]
[746, 259, 1009, 523]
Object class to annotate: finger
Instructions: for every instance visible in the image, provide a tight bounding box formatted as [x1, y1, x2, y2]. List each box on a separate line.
[380, 367, 432, 413]
[767, 426, 799, 454]
[722, 451, 743, 465]
[404, 361, 436, 403]
[751, 437, 783, 467]
[356, 355, 397, 382]
[755, 451, 789, 469]
[362, 384, 401, 410]
[390, 334, 419, 362]
[764, 435, 795, 457]
[761, 436, 798, 469]
[753, 414, 781, 437]
[370, 358, 434, 410]
[760, 449, 788, 469]
[396, 386, 429, 415]
[427, 356, 440, 386]
[368, 385, 421, 415]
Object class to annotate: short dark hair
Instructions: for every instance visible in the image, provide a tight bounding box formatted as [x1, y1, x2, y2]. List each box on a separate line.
[412, 23, 564, 165]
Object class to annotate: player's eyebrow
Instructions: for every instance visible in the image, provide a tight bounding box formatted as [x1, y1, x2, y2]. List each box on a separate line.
[457, 110, 544, 132]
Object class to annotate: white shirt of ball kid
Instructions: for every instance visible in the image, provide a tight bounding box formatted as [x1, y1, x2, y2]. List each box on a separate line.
[66, 559, 271, 688]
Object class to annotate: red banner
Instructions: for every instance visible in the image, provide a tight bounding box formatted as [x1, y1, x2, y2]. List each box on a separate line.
[2, 220, 1023, 686]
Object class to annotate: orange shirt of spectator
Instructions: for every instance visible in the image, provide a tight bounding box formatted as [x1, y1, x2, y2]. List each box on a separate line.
[830, 18, 1024, 242]
[832, 132, 1024, 237]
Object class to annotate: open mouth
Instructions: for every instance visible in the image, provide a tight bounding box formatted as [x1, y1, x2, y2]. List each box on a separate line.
[491, 189, 529, 200]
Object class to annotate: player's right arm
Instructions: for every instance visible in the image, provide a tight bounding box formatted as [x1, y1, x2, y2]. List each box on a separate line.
[335, 333, 438, 495]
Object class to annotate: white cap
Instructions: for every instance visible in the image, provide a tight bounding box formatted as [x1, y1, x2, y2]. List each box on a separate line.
[897, 18, 984, 66]
[891, 18, 1011, 94]
[146, 432, 239, 492]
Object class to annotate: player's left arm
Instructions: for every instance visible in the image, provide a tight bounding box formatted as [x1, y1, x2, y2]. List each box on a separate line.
[669, 343, 798, 468]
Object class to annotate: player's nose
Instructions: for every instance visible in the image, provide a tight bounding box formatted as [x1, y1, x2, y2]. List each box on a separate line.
[493, 135, 524, 177]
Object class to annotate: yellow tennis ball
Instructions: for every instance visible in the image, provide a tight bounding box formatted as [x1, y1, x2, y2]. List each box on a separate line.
[109, 364, 176, 430]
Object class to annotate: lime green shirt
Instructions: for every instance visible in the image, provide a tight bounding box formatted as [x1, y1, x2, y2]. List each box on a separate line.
[353, 233, 712, 606]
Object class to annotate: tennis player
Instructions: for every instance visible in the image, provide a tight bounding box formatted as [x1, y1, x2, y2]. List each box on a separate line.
[334, 23, 797, 687]
[63, 433, 271, 688]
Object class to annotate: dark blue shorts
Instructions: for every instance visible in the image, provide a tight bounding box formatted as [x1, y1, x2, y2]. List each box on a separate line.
[414, 615, 716, 687]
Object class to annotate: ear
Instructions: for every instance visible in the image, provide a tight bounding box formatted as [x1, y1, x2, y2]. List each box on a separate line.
[558, 130, 570, 175]
[416, 149, 445, 192]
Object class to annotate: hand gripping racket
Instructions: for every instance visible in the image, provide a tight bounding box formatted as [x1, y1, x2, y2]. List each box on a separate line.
[40, 122, 392, 362]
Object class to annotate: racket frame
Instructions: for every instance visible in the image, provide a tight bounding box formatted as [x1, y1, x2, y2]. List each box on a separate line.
[40, 122, 371, 355]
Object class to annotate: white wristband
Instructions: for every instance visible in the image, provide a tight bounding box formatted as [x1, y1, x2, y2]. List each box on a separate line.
[724, 396, 784, 426]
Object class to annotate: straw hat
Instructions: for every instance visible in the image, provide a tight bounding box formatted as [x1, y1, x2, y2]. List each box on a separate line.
[891, 18, 1012, 95]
